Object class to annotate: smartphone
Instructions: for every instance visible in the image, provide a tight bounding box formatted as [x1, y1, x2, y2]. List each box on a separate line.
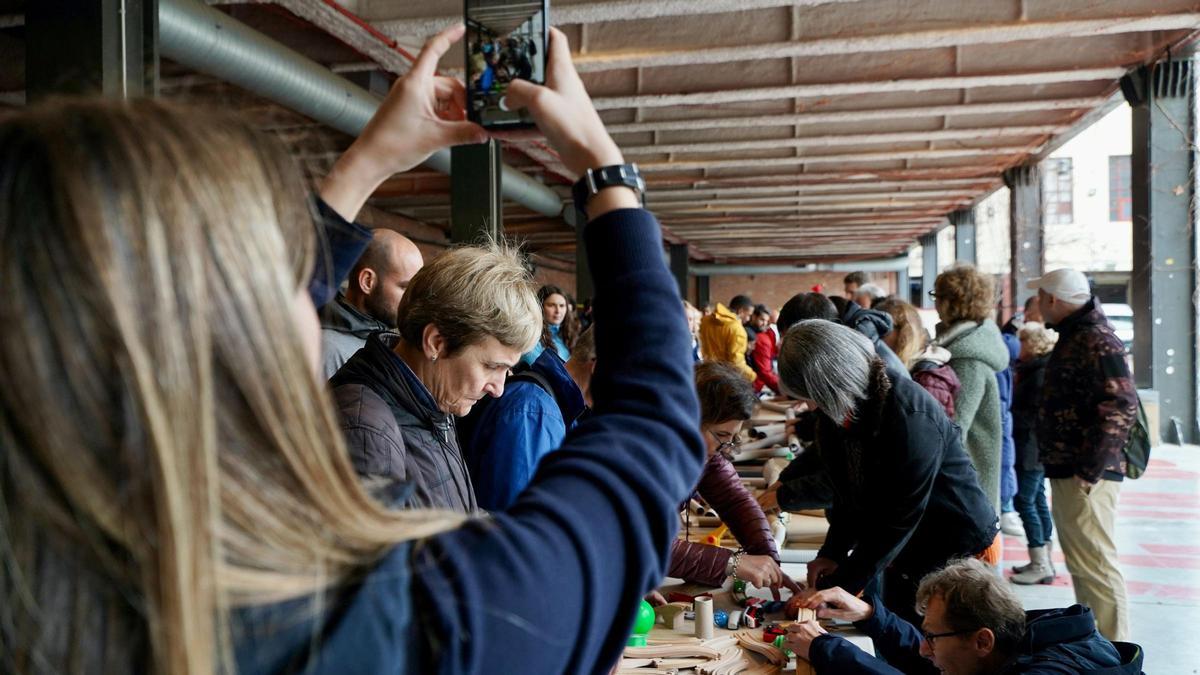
[464, 0, 549, 129]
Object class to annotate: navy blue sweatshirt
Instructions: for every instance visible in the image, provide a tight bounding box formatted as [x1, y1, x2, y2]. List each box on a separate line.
[238, 206, 705, 674]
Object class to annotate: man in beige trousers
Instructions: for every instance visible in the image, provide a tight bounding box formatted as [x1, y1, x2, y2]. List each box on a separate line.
[1029, 269, 1138, 642]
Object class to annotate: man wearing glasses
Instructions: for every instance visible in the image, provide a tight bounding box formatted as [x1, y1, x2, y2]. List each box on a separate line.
[781, 558, 1143, 674]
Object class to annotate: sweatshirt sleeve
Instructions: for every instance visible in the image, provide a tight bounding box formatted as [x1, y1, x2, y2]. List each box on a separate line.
[821, 412, 942, 594]
[807, 635, 906, 675]
[410, 209, 705, 675]
[309, 198, 372, 309]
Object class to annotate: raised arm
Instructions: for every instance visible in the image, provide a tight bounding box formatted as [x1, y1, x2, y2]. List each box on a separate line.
[410, 28, 705, 674]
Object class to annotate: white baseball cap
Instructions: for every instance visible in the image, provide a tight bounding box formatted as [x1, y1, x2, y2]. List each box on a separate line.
[1026, 268, 1091, 304]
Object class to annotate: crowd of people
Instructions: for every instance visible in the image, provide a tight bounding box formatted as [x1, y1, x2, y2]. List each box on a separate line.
[0, 19, 1146, 675]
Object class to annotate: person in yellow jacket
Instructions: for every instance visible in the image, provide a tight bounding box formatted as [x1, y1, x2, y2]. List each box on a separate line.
[700, 296, 756, 381]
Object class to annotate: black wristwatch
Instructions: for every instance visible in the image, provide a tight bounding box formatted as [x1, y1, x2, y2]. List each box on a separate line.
[571, 163, 646, 212]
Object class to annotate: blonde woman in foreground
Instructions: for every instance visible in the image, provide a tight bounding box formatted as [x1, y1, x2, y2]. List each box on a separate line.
[0, 26, 703, 675]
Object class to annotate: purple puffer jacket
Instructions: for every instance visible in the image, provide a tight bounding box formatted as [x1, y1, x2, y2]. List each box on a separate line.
[669, 452, 779, 586]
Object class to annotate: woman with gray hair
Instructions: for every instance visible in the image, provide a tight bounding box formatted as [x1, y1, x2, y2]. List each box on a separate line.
[778, 320, 998, 626]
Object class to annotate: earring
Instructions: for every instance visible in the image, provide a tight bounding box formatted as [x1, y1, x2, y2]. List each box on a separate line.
[431, 354, 439, 363]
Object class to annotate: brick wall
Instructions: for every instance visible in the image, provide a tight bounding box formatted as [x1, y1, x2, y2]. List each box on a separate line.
[703, 271, 898, 311]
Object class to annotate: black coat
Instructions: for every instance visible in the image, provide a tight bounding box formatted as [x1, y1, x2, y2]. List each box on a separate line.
[815, 363, 998, 594]
[1012, 355, 1049, 472]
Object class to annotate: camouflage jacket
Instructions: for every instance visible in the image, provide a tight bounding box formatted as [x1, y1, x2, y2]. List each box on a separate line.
[1036, 298, 1137, 482]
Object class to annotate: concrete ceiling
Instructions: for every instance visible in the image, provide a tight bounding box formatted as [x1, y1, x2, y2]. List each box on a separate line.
[7, 0, 1199, 267]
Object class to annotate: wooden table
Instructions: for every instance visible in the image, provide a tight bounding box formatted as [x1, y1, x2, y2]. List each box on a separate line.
[620, 576, 873, 674]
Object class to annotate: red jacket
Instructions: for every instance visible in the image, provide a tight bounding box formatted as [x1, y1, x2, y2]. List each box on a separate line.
[669, 452, 779, 586]
[751, 329, 780, 393]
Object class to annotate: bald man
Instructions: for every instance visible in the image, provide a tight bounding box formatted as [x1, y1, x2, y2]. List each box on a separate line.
[321, 229, 424, 379]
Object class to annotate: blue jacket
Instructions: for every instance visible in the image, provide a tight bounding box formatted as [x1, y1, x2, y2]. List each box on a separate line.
[460, 348, 588, 510]
[236, 207, 704, 674]
[998, 332, 1020, 503]
[521, 322, 571, 365]
[808, 595, 1144, 674]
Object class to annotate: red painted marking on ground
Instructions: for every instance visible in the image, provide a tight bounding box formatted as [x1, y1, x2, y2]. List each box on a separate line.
[1119, 492, 1200, 507]
[1124, 580, 1200, 601]
[1149, 459, 1178, 469]
[1005, 571, 1200, 600]
[1141, 544, 1200, 556]
[1136, 469, 1200, 480]
[1118, 509, 1199, 520]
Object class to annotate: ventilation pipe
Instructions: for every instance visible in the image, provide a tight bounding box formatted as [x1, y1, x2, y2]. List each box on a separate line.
[158, 0, 564, 218]
[691, 256, 912, 275]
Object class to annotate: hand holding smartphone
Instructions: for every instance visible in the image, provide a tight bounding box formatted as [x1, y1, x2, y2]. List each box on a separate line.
[464, 0, 549, 128]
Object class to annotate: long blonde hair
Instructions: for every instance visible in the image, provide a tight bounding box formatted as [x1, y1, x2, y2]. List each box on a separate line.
[0, 99, 462, 673]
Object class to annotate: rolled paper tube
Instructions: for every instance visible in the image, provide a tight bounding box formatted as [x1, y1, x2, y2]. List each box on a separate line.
[694, 597, 715, 639]
[759, 400, 796, 414]
[750, 423, 786, 437]
[738, 434, 788, 452]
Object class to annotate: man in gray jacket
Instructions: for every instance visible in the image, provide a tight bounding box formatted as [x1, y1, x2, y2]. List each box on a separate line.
[320, 229, 424, 378]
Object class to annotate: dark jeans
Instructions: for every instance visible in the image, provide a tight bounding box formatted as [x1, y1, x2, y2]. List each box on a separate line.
[1014, 468, 1053, 547]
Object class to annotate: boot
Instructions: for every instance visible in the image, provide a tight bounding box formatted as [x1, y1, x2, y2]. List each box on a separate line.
[1011, 545, 1055, 585]
[1000, 511, 1024, 537]
[1012, 539, 1053, 574]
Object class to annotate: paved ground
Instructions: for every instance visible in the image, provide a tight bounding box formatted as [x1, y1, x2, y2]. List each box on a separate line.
[1003, 443, 1200, 673]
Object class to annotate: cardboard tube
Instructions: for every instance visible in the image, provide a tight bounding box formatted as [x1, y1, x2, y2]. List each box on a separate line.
[694, 597, 714, 639]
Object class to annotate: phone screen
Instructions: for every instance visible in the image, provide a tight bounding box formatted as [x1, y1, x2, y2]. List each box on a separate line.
[464, 0, 548, 128]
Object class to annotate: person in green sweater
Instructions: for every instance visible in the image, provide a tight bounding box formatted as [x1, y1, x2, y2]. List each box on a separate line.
[931, 265, 1010, 512]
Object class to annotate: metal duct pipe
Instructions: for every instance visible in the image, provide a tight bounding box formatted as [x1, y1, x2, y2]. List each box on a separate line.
[158, 0, 564, 218]
[692, 255, 912, 275]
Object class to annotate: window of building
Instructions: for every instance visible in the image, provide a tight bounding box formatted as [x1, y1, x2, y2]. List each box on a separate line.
[1109, 155, 1132, 221]
[1042, 158, 1073, 225]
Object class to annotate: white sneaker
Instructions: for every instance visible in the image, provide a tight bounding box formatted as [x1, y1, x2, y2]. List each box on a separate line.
[1000, 512, 1024, 538]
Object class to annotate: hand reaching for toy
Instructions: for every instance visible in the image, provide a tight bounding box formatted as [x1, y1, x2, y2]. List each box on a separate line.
[802, 587, 874, 623]
[805, 556, 839, 589]
[783, 620, 828, 661]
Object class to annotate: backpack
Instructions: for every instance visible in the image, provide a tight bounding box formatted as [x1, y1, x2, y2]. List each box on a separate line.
[1123, 395, 1151, 479]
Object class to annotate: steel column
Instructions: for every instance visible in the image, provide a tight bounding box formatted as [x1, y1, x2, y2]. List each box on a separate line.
[1122, 60, 1199, 443]
[1004, 164, 1044, 316]
[669, 243, 690, 299]
[951, 208, 976, 265]
[919, 232, 937, 309]
[27, 0, 159, 100]
[450, 140, 503, 244]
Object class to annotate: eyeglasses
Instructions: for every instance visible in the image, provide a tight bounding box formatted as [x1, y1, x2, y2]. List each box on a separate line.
[921, 627, 977, 647]
[708, 430, 742, 456]
[927, 290, 938, 298]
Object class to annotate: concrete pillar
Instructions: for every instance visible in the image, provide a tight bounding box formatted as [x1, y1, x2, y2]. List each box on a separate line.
[696, 275, 711, 308]
[450, 140, 503, 243]
[951, 209, 976, 265]
[919, 232, 937, 309]
[1004, 164, 1044, 316]
[564, 205, 594, 303]
[1122, 59, 1199, 443]
[669, 243, 689, 299]
[27, 0, 159, 100]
